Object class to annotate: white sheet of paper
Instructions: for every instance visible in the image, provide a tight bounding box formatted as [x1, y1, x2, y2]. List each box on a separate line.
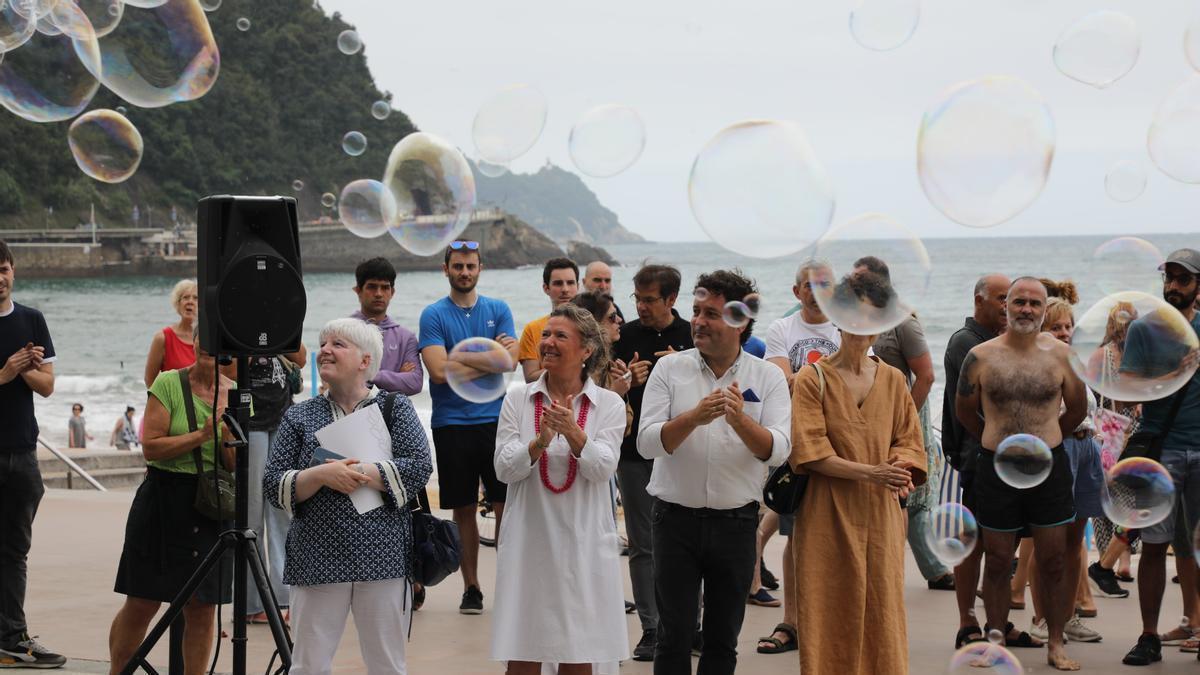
[314, 404, 393, 514]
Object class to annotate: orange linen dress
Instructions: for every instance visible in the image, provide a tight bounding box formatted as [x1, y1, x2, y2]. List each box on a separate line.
[788, 358, 926, 675]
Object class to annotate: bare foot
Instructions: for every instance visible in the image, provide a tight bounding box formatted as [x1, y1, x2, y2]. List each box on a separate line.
[1047, 644, 1081, 671]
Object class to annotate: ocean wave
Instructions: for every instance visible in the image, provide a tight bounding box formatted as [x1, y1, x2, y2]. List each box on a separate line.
[51, 374, 140, 395]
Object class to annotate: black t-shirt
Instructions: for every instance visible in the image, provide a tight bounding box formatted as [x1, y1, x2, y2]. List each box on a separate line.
[941, 317, 996, 473]
[0, 302, 56, 453]
[246, 356, 294, 431]
[613, 311, 693, 463]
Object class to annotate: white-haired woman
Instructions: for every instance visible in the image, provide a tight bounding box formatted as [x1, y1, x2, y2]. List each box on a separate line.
[144, 279, 198, 388]
[492, 305, 629, 674]
[264, 318, 432, 675]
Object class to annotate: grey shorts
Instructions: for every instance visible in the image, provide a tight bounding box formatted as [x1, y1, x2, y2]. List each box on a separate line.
[1141, 447, 1200, 555]
[1063, 435, 1105, 520]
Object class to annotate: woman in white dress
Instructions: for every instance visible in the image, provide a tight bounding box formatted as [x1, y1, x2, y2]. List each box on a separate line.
[493, 304, 629, 674]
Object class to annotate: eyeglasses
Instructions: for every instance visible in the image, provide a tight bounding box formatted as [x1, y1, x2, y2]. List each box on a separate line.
[604, 313, 622, 324]
[449, 240, 479, 251]
[1163, 271, 1197, 286]
[630, 293, 664, 305]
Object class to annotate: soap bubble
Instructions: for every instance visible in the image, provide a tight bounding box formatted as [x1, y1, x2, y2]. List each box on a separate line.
[123, 0, 169, 8]
[476, 159, 508, 178]
[693, 287, 710, 302]
[67, 108, 144, 183]
[1187, 21, 1200, 72]
[0, 0, 36, 53]
[370, 99, 390, 120]
[743, 293, 761, 318]
[1148, 77, 1200, 184]
[382, 131, 476, 257]
[446, 337, 514, 404]
[948, 641, 1023, 675]
[68, 0, 124, 38]
[1053, 10, 1139, 89]
[338, 179, 395, 239]
[917, 76, 1055, 228]
[1102, 457, 1175, 529]
[1105, 160, 1147, 203]
[0, 31, 100, 122]
[848, 0, 920, 52]
[807, 213, 931, 336]
[994, 434, 1053, 489]
[342, 130, 366, 156]
[336, 28, 360, 54]
[688, 119, 835, 259]
[471, 84, 547, 164]
[320, 192, 335, 209]
[568, 104, 646, 177]
[291, 179, 303, 192]
[925, 502, 978, 567]
[78, 0, 220, 109]
[723, 301, 752, 328]
[10, 0, 58, 20]
[1069, 291, 1199, 402]
[987, 629, 1004, 645]
[34, 13, 60, 36]
[235, 16, 248, 30]
[115, 105, 126, 115]
[1091, 237, 1164, 296]
[1036, 332, 1059, 351]
[199, 0, 220, 11]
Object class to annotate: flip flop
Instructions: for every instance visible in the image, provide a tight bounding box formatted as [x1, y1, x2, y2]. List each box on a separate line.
[756, 623, 797, 654]
[955, 626, 985, 650]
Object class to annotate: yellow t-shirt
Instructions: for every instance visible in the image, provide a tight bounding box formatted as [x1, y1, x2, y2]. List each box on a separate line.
[518, 315, 550, 363]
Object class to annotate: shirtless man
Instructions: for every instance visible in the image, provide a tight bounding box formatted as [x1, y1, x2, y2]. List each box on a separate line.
[956, 277, 1088, 671]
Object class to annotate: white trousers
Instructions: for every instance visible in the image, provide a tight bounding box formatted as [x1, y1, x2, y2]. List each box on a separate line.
[290, 579, 411, 675]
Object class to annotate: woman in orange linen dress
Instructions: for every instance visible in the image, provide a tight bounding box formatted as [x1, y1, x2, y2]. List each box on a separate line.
[788, 330, 927, 675]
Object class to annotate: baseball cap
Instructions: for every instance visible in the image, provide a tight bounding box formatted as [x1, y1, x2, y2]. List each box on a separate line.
[1159, 248, 1200, 274]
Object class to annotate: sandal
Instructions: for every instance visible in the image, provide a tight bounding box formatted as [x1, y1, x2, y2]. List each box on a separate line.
[1181, 638, 1200, 653]
[993, 622, 1043, 648]
[955, 626, 985, 650]
[747, 588, 781, 607]
[756, 623, 797, 654]
[1161, 625, 1196, 646]
[412, 584, 426, 612]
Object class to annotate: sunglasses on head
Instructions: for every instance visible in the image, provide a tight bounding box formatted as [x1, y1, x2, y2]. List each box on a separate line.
[449, 240, 480, 251]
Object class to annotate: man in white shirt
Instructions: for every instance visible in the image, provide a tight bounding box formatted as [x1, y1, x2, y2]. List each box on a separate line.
[638, 270, 791, 675]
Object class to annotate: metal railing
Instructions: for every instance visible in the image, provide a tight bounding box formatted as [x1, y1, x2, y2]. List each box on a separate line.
[36, 438, 107, 492]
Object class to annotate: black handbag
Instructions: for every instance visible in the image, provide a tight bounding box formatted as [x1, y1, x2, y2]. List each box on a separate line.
[763, 362, 825, 515]
[1122, 378, 1192, 462]
[378, 393, 462, 586]
[179, 369, 236, 521]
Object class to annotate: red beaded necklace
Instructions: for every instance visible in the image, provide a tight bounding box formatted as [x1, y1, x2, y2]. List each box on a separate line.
[533, 391, 590, 494]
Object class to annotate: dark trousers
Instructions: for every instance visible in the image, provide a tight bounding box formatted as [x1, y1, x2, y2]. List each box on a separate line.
[0, 451, 44, 644]
[651, 499, 757, 675]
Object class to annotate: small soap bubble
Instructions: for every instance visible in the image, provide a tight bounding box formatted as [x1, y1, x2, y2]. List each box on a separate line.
[115, 105, 126, 115]
[1090, 237, 1164, 296]
[1102, 457, 1175, 529]
[994, 434, 1053, 489]
[849, 0, 920, 52]
[199, 0, 221, 11]
[1148, 77, 1200, 184]
[948, 641, 1023, 675]
[1106, 160, 1147, 203]
[925, 502, 978, 567]
[476, 160, 508, 178]
[743, 293, 761, 318]
[987, 629, 1004, 645]
[338, 179, 395, 239]
[472, 84, 547, 164]
[69, 0, 123, 39]
[723, 301, 752, 328]
[1036, 332, 1059, 351]
[371, 99, 390, 120]
[446, 337, 513, 404]
[337, 28, 361, 55]
[320, 192, 336, 209]
[693, 287, 710, 302]
[1053, 10, 1140, 89]
[236, 16, 249, 31]
[291, 179, 304, 192]
[1182, 616, 1191, 630]
[568, 104, 646, 177]
[342, 130, 366, 156]
[67, 108, 144, 183]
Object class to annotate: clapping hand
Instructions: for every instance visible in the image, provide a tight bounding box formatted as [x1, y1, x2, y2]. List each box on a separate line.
[607, 359, 632, 396]
[692, 389, 726, 425]
[721, 381, 744, 423]
[323, 458, 370, 494]
[542, 396, 578, 436]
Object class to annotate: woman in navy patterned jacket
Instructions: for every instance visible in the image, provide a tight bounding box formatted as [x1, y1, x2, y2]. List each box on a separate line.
[265, 318, 432, 675]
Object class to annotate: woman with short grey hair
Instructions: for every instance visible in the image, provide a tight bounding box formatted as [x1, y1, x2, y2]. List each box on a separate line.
[265, 317, 431, 675]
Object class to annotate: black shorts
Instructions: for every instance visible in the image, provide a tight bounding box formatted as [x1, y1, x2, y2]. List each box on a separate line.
[432, 423, 507, 509]
[975, 444, 1075, 532]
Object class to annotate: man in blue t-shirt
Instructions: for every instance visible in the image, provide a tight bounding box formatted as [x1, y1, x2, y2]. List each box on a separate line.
[0, 241, 65, 668]
[1118, 248, 1200, 666]
[418, 240, 518, 615]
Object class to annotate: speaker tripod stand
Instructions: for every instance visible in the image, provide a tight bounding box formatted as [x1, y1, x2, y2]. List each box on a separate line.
[120, 358, 293, 675]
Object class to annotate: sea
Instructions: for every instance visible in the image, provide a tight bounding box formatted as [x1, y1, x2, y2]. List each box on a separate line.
[23, 233, 1196, 448]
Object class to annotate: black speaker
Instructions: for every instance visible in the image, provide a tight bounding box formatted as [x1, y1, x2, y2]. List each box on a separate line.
[197, 195, 306, 356]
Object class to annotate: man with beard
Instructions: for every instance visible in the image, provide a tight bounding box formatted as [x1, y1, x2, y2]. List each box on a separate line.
[956, 277, 1088, 671]
[419, 240, 519, 615]
[1119, 249, 1200, 667]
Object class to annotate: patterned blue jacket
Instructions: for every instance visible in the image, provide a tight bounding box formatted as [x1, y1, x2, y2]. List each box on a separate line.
[264, 394, 433, 586]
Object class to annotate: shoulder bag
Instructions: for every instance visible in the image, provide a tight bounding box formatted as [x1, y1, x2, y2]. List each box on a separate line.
[1121, 378, 1192, 463]
[763, 362, 826, 515]
[179, 369, 236, 521]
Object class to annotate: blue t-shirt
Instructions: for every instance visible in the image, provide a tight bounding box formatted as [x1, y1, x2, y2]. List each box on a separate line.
[744, 335, 767, 359]
[418, 296, 516, 428]
[1121, 311, 1200, 449]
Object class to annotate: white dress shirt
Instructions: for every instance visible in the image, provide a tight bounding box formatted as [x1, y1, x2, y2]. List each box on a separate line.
[637, 348, 792, 509]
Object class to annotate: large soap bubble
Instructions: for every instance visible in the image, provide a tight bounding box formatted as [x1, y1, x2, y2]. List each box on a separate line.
[1187, 21, 1200, 73]
[1091, 237, 1164, 296]
[807, 213, 930, 335]
[446, 337, 513, 404]
[1053, 10, 1140, 88]
[471, 84, 547, 164]
[0, 30, 100, 122]
[848, 0, 920, 52]
[10, 0, 58, 20]
[568, 104, 645, 177]
[1105, 160, 1146, 203]
[67, 0, 124, 38]
[917, 76, 1055, 228]
[0, 0, 36, 53]
[123, 0, 170, 8]
[77, 0, 220, 109]
[476, 159, 508, 178]
[924, 502, 978, 567]
[1102, 457, 1175, 529]
[338, 179, 395, 239]
[1069, 291, 1199, 402]
[382, 131, 476, 257]
[994, 434, 1053, 489]
[1148, 77, 1200, 184]
[949, 641, 1023, 675]
[68, 108, 144, 183]
[336, 28, 360, 55]
[342, 130, 366, 156]
[688, 120, 835, 259]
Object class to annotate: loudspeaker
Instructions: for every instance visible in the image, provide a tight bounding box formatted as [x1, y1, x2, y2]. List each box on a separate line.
[197, 195, 306, 356]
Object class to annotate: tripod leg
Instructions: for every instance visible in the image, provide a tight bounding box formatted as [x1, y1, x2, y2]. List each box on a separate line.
[246, 537, 293, 666]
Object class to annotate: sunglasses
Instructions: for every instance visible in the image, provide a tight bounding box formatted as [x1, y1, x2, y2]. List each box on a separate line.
[449, 240, 480, 251]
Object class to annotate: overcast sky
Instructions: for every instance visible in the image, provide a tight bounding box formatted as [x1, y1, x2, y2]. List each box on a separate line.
[321, 0, 1200, 243]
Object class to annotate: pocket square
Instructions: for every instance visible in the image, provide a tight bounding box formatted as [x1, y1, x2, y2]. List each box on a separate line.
[742, 389, 761, 403]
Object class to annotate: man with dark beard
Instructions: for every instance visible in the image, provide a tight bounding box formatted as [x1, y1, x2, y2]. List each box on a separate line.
[1119, 249, 1200, 667]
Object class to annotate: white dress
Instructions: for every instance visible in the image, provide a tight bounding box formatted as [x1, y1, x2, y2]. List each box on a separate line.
[491, 376, 630, 665]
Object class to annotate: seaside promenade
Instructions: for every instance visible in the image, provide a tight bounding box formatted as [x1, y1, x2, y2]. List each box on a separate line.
[30, 484, 1186, 674]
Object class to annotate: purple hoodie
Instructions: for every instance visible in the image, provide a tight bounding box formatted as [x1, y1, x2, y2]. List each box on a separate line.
[351, 310, 424, 396]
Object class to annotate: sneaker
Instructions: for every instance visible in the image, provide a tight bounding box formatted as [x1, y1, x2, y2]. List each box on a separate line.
[927, 574, 956, 591]
[625, 600, 636, 614]
[1123, 633, 1162, 666]
[459, 585, 483, 615]
[632, 629, 656, 662]
[1088, 562, 1130, 599]
[0, 634, 66, 669]
[760, 562, 779, 591]
[1030, 618, 1049, 642]
[1065, 616, 1102, 643]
